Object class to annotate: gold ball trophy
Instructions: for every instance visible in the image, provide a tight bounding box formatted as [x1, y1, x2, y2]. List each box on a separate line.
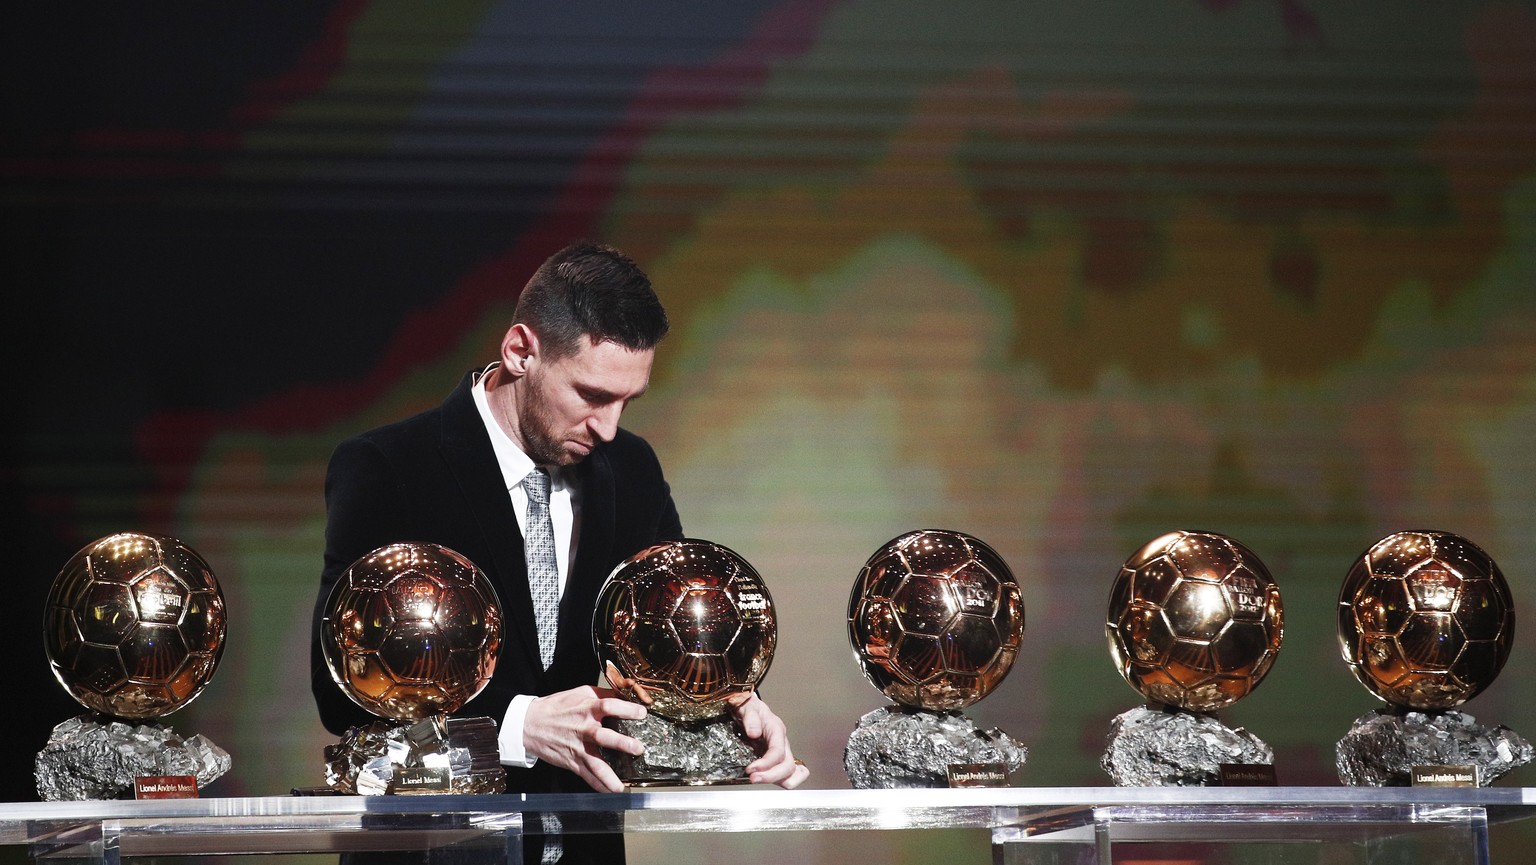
[320, 542, 506, 794]
[1335, 530, 1530, 786]
[37, 531, 231, 800]
[1103, 530, 1284, 786]
[593, 538, 777, 786]
[845, 529, 1027, 788]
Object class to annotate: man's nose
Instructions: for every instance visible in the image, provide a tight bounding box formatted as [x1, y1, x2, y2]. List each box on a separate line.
[589, 403, 623, 442]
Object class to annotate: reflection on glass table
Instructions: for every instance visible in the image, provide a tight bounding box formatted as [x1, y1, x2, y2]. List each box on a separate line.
[0, 787, 1529, 865]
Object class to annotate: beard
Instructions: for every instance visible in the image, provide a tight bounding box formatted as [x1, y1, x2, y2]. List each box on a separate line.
[516, 367, 577, 467]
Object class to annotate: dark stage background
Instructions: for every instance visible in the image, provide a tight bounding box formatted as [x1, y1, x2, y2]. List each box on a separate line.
[6, 2, 1536, 862]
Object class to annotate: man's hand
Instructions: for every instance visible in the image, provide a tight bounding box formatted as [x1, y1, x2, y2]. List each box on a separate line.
[727, 691, 810, 788]
[523, 685, 648, 793]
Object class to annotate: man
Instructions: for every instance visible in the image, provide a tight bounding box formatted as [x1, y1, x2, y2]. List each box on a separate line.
[311, 241, 807, 863]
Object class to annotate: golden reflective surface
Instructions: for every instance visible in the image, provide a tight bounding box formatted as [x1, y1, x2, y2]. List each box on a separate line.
[1106, 530, 1283, 713]
[43, 532, 227, 720]
[1337, 530, 1514, 710]
[847, 529, 1024, 711]
[594, 539, 777, 721]
[321, 543, 502, 721]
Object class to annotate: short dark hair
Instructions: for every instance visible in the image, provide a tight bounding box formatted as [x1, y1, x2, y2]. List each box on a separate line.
[513, 241, 670, 359]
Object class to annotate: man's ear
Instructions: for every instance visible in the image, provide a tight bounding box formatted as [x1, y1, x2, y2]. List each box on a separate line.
[501, 323, 539, 374]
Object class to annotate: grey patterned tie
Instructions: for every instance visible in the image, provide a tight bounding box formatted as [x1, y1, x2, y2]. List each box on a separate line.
[523, 468, 563, 863]
[523, 468, 559, 671]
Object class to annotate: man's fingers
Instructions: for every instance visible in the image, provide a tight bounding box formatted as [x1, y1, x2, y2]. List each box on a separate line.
[746, 733, 788, 770]
[728, 692, 766, 738]
[747, 756, 809, 788]
[524, 686, 649, 790]
[596, 697, 649, 721]
[724, 692, 808, 789]
[591, 726, 645, 756]
[738, 709, 764, 739]
[742, 708, 788, 763]
[582, 752, 627, 793]
[747, 754, 799, 787]
[745, 735, 789, 774]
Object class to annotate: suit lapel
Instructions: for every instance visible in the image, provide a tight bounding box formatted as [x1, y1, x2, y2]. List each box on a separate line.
[437, 373, 544, 673]
[560, 444, 615, 659]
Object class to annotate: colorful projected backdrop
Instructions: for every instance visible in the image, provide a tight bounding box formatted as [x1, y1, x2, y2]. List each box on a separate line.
[7, 1, 1535, 862]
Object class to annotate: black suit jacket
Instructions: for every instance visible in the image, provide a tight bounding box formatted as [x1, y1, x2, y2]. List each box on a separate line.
[310, 370, 682, 860]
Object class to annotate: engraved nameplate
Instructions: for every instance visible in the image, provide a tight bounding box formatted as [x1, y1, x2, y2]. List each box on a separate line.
[135, 775, 199, 799]
[391, 766, 452, 794]
[946, 763, 1010, 788]
[1218, 763, 1277, 786]
[1412, 765, 1478, 787]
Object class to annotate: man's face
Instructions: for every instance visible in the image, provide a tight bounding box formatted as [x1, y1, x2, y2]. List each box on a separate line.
[516, 336, 654, 467]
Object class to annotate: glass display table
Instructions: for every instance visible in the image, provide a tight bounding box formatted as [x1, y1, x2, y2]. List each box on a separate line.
[0, 787, 1530, 865]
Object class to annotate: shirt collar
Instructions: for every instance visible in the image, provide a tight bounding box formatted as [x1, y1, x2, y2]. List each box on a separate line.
[471, 363, 542, 493]
[471, 363, 574, 494]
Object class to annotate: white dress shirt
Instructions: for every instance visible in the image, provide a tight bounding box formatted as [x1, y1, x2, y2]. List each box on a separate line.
[471, 365, 580, 767]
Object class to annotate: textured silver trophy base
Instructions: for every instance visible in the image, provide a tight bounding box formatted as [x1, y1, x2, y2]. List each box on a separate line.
[1336, 707, 1534, 787]
[1102, 705, 1272, 787]
[603, 714, 755, 786]
[324, 715, 505, 795]
[34, 714, 231, 801]
[843, 705, 1028, 789]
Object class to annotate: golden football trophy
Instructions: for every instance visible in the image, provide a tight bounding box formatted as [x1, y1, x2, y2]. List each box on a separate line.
[593, 538, 777, 786]
[319, 542, 505, 794]
[844, 529, 1027, 788]
[37, 531, 231, 800]
[1102, 530, 1284, 786]
[1335, 530, 1530, 786]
